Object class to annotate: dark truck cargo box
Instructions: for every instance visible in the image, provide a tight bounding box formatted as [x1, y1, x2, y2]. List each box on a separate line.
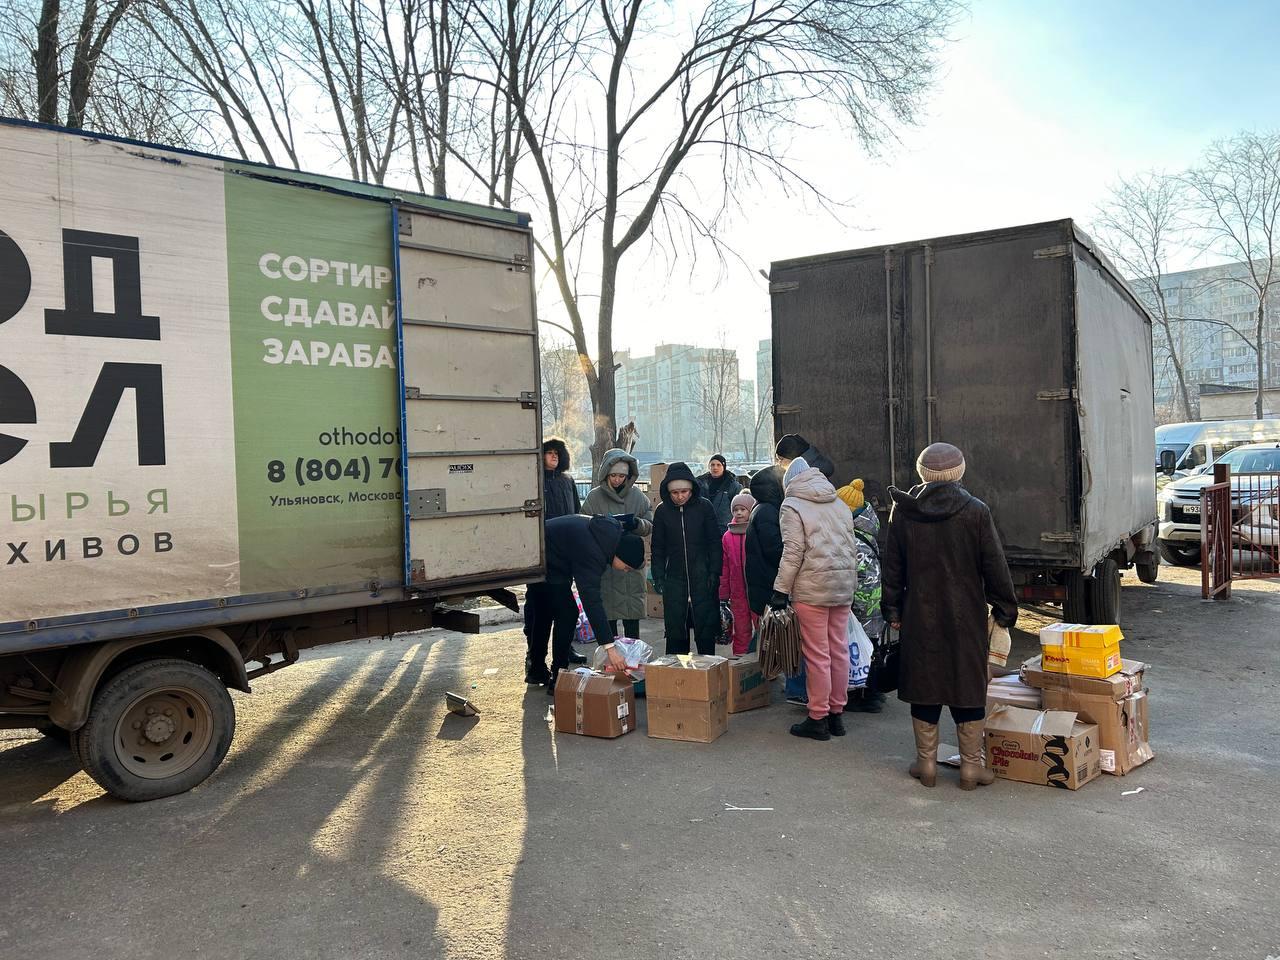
[769, 219, 1158, 623]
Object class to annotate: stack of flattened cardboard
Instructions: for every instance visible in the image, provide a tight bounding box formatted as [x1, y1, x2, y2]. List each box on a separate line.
[984, 705, 1101, 790]
[645, 463, 667, 620]
[554, 670, 636, 738]
[646, 654, 729, 742]
[986, 673, 1042, 713]
[1021, 654, 1153, 776]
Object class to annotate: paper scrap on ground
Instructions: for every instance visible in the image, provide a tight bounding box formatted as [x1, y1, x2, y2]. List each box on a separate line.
[483, 668, 499, 676]
[724, 802, 773, 812]
[1121, 786, 1145, 797]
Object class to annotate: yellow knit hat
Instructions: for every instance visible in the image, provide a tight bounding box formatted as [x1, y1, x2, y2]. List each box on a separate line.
[836, 478, 864, 511]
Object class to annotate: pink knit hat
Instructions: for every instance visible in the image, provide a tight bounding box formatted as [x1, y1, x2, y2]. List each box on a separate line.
[731, 491, 757, 512]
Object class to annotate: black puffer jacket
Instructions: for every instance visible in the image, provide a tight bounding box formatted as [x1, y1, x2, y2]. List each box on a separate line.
[545, 514, 622, 646]
[542, 438, 580, 519]
[651, 462, 722, 598]
[697, 470, 743, 534]
[744, 466, 785, 616]
[882, 481, 1018, 708]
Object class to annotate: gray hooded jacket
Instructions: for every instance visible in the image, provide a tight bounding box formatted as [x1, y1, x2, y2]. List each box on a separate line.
[580, 448, 653, 621]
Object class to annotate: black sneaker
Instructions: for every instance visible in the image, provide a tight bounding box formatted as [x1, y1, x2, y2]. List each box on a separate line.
[790, 716, 831, 741]
[545, 670, 561, 695]
[827, 713, 847, 737]
[568, 650, 588, 665]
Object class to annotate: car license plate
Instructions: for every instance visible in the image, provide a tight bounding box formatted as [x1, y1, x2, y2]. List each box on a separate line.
[1181, 503, 1201, 515]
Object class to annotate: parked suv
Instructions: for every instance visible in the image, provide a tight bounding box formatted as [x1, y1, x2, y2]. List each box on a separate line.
[1157, 442, 1280, 564]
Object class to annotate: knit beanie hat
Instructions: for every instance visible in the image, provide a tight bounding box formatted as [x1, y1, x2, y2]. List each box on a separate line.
[731, 491, 757, 513]
[916, 442, 966, 483]
[710, 453, 727, 468]
[783, 456, 809, 489]
[836, 479, 865, 511]
[614, 534, 645, 570]
[775, 434, 809, 462]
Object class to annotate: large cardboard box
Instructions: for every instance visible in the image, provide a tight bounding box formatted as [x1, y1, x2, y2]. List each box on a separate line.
[1039, 623, 1123, 679]
[647, 695, 728, 743]
[984, 705, 1101, 790]
[1041, 687, 1153, 776]
[645, 655, 729, 702]
[1020, 655, 1146, 698]
[554, 671, 636, 738]
[727, 655, 771, 713]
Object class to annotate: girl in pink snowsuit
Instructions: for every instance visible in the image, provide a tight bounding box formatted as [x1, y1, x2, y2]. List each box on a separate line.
[720, 492, 758, 655]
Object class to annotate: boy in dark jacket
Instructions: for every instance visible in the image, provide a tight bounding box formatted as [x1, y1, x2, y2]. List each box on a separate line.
[527, 514, 645, 692]
[744, 466, 784, 617]
[651, 462, 723, 655]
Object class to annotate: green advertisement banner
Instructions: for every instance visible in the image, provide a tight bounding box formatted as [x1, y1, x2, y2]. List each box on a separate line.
[224, 173, 403, 594]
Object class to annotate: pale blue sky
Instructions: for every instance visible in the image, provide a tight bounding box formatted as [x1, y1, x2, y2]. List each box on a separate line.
[603, 0, 1280, 373]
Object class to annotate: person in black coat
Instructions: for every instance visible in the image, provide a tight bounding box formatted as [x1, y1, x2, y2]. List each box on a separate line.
[743, 465, 784, 617]
[775, 433, 836, 480]
[526, 514, 645, 692]
[696, 453, 742, 534]
[882, 443, 1018, 791]
[525, 438, 584, 661]
[650, 462, 723, 655]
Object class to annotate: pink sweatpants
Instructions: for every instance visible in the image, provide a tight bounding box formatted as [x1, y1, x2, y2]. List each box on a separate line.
[793, 601, 851, 720]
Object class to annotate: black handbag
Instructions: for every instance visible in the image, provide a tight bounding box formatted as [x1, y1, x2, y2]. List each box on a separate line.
[868, 624, 900, 694]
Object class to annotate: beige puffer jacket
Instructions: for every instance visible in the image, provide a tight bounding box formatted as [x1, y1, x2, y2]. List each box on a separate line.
[774, 466, 859, 606]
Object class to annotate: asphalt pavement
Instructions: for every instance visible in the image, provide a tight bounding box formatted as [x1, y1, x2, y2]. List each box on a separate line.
[1, 565, 1277, 960]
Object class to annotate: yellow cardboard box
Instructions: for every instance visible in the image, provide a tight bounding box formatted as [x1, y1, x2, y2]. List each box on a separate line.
[1039, 623, 1123, 679]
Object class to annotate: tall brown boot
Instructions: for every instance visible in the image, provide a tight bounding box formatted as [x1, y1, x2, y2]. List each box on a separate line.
[909, 719, 938, 787]
[957, 720, 995, 790]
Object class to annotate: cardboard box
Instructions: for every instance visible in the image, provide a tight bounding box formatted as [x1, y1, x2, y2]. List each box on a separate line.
[727, 655, 771, 713]
[645, 655, 729, 702]
[986, 674, 1042, 714]
[553, 670, 636, 738]
[984, 705, 1101, 790]
[1041, 687, 1153, 776]
[647, 695, 728, 742]
[1039, 623, 1123, 679]
[1020, 656, 1147, 699]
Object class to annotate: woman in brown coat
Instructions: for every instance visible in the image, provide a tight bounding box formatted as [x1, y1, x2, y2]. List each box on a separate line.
[882, 443, 1018, 790]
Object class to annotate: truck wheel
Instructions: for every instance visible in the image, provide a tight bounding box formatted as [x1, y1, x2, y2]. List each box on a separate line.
[71, 658, 235, 802]
[1158, 539, 1200, 567]
[1063, 570, 1090, 623]
[1087, 558, 1122, 624]
[1136, 553, 1159, 584]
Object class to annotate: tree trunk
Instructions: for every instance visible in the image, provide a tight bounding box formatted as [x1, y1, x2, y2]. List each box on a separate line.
[1160, 316, 1195, 421]
[1258, 302, 1267, 419]
[36, 0, 61, 124]
[592, 257, 619, 473]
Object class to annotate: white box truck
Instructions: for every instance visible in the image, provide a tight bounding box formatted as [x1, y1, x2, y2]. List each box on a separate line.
[0, 120, 544, 799]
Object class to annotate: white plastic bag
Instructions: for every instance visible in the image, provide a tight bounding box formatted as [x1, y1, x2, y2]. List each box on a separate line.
[591, 635, 656, 678]
[847, 616, 873, 689]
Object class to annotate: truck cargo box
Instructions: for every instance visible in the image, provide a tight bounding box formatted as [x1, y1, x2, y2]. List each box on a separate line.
[769, 219, 1158, 622]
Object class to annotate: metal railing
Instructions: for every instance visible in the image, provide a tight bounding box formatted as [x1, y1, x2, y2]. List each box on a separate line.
[1201, 463, 1280, 599]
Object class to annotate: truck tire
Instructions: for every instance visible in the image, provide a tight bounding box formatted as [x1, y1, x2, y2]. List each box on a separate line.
[71, 658, 235, 802]
[1063, 570, 1090, 623]
[1087, 558, 1122, 624]
[1136, 552, 1159, 584]
[1158, 539, 1200, 567]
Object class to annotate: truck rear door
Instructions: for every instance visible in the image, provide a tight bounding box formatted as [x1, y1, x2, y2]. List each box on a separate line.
[395, 207, 544, 591]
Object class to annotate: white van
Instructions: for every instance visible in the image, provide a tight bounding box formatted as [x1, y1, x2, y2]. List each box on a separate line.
[1155, 420, 1280, 479]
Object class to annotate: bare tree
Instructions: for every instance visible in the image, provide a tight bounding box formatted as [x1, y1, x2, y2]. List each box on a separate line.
[1183, 131, 1280, 419]
[744, 380, 772, 460]
[696, 340, 739, 454]
[472, 0, 958, 468]
[1093, 171, 1199, 420]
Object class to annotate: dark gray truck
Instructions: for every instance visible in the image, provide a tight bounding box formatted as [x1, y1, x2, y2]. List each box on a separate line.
[769, 219, 1158, 624]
